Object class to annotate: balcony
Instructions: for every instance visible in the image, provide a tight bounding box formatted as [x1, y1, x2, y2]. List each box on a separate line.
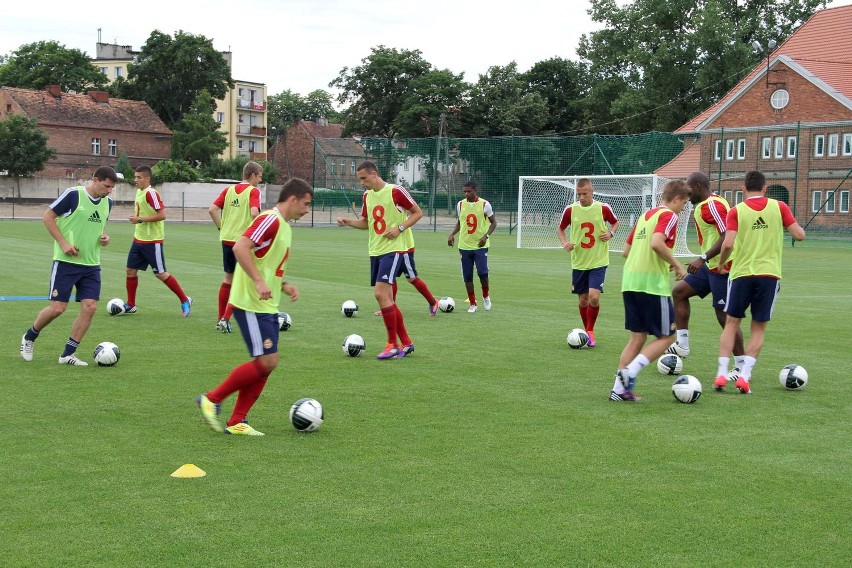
[237, 98, 266, 111]
[235, 125, 267, 136]
[249, 152, 267, 160]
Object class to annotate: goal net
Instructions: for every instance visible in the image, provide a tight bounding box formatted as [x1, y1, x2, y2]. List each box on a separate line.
[516, 174, 695, 256]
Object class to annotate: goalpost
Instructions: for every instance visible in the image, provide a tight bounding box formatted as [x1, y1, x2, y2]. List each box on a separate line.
[516, 174, 695, 257]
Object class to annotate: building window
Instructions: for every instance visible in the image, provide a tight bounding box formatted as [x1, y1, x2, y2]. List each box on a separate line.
[340, 160, 345, 174]
[843, 133, 852, 156]
[840, 190, 850, 213]
[216, 112, 224, 124]
[812, 191, 822, 213]
[108, 139, 117, 157]
[825, 190, 836, 213]
[238, 140, 243, 149]
[787, 137, 797, 158]
[735, 190, 743, 204]
[99, 67, 108, 76]
[762, 137, 771, 159]
[828, 133, 839, 157]
[91, 138, 101, 155]
[770, 89, 789, 109]
[114, 67, 122, 79]
[714, 140, 722, 161]
[249, 141, 256, 152]
[724, 191, 733, 204]
[737, 139, 746, 160]
[774, 137, 784, 159]
[238, 114, 244, 123]
[238, 88, 244, 96]
[726, 140, 735, 160]
[351, 161, 356, 175]
[814, 135, 824, 157]
[331, 161, 337, 175]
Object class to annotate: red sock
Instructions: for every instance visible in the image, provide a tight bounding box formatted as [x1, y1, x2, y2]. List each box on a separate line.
[467, 290, 477, 306]
[218, 283, 231, 319]
[392, 281, 398, 301]
[381, 305, 398, 346]
[579, 305, 588, 329]
[228, 376, 269, 427]
[482, 285, 490, 298]
[395, 305, 412, 346]
[223, 304, 233, 321]
[126, 276, 138, 306]
[163, 275, 188, 302]
[207, 359, 268, 404]
[409, 277, 436, 305]
[587, 305, 600, 332]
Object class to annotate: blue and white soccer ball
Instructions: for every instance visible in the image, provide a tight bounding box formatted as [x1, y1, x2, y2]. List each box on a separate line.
[289, 398, 324, 432]
[93, 341, 120, 366]
[106, 298, 125, 316]
[779, 364, 808, 390]
[657, 354, 684, 375]
[672, 375, 702, 403]
[566, 328, 589, 349]
[341, 300, 358, 318]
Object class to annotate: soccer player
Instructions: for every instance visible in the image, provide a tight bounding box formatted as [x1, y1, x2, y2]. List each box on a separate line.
[124, 165, 192, 317]
[19, 166, 118, 366]
[610, 179, 690, 401]
[208, 161, 263, 332]
[448, 181, 496, 313]
[337, 161, 425, 359]
[714, 171, 805, 394]
[666, 172, 744, 368]
[556, 178, 619, 347]
[197, 178, 313, 436]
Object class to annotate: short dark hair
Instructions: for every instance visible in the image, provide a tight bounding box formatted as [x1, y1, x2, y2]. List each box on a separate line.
[357, 161, 378, 174]
[576, 178, 592, 189]
[135, 165, 152, 178]
[685, 171, 709, 192]
[93, 166, 118, 182]
[463, 181, 477, 190]
[278, 177, 313, 202]
[744, 171, 766, 192]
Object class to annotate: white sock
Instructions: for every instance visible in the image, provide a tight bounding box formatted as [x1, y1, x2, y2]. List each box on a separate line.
[734, 355, 746, 369]
[626, 354, 650, 379]
[612, 373, 626, 394]
[717, 356, 730, 377]
[677, 329, 690, 349]
[740, 356, 757, 379]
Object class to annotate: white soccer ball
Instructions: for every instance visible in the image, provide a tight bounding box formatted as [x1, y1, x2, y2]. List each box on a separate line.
[657, 354, 684, 375]
[93, 341, 120, 367]
[289, 398, 324, 432]
[566, 328, 589, 349]
[341, 300, 358, 318]
[278, 312, 292, 331]
[342, 334, 365, 357]
[106, 298, 125, 316]
[438, 296, 455, 312]
[672, 375, 702, 403]
[779, 364, 808, 390]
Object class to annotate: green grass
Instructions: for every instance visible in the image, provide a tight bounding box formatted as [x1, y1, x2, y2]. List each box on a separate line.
[1, 219, 849, 567]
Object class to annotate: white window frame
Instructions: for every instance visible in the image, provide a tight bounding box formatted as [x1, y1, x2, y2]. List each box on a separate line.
[238, 114, 244, 123]
[216, 112, 224, 124]
[91, 138, 101, 155]
[814, 135, 825, 157]
[770, 89, 790, 109]
[726, 140, 735, 160]
[735, 190, 743, 204]
[828, 133, 839, 157]
[108, 139, 117, 157]
[340, 160, 345, 174]
[715, 140, 722, 161]
[331, 161, 337, 175]
[825, 190, 836, 213]
[99, 67, 108, 76]
[762, 137, 771, 159]
[774, 137, 784, 159]
[724, 191, 733, 204]
[737, 138, 746, 160]
[238, 140, 244, 149]
[249, 141, 256, 152]
[843, 133, 852, 156]
[812, 191, 822, 213]
[351, 161, 356, 175]
[787, 137, 797, 158]
[840, 190, 849, 213]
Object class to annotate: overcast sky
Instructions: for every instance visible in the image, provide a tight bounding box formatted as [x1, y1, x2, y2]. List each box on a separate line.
[2, 0, 850, 98]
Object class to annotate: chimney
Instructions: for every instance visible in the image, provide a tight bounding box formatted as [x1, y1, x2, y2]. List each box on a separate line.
[317, 117, 328, 127]
[45, 85, 62, 99]
[88, 90, 110, 104]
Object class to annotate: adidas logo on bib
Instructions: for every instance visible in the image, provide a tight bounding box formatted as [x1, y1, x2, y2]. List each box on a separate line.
[751, 216, 768, 230]
[88, 210, 102, 223]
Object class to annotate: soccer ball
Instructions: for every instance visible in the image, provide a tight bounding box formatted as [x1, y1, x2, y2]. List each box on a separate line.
[106, 298, 125, 316]
[779, 364, 808, 390]
[278, 312, 292, 331]
[341, 300, 358, 318]
[93, 341, 120, 366]
[438, 296, 455, 312]
[657, 354, 684, 375]
[289, 398, 324, 432]
[672, 375, 702, 403]
[566, 328, 589, 349]
[342, 334, 366, 357]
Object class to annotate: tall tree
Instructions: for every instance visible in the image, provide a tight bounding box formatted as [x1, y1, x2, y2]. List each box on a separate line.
[170, 90, 228, 167]
[576, 0, 827, 133]
[267, 89, 307, 145]
[129, 30, 233, 127]
[330, 46, 432, 137]
[303, 89, 340, 123]
[0, 41, 108, 93]
[0, 115, 56, 198]
[461, 62, 548, 137]
[394, 69, 468, 138]
[523, 57, 590, 135]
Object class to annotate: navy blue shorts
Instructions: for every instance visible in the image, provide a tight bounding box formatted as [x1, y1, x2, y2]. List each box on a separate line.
[725, 276, 780, 322]
[222, 242, 237, 274]
[683, 264, 728, 308]
[459, 248, 489, 282]
[370, 251, 417, 286]
[572, 266, 607, 295]
[622, 291, 675, 337]
[127, 241, 167, 273]
[49, 261, 101, 302]
[232, 308, 280, 357]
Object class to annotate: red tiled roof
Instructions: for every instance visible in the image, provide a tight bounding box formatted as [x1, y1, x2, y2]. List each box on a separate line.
[654, 138, 701, 178]
[1, 86, 171, 134]
[676, 5, 852, 133]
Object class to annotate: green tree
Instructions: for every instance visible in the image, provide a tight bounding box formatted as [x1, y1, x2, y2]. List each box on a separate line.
[151, 159, 201, 184]
[0, 40, 108, 93]
[170, 90, 228, 167]
[461, 62, 548, 137]
[0, 114, 56, 198]
[330, 46, 432, 137]
[128, 30, 233, 127]
[114, 153, 135, 182]
[523, 57, 590, 135]
[394, 69, 468, 138]
[303, 90, 340, 123]
[576, 0, 827, 133]
[267, 89, 308, 145]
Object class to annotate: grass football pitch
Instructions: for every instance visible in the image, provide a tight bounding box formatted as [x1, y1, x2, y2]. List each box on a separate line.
[1, 219, 849, 567]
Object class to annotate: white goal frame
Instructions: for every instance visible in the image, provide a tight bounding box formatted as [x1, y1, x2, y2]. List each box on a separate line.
[516, 174, 695, 257]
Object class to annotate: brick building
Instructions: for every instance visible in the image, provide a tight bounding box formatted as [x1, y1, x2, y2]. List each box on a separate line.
[664, 5, 852, 230]
[0, 85, 171, 179]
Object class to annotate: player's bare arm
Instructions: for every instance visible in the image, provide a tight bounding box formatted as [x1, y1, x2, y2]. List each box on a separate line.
[233, 236, 271, 300]
[282, 282, 299, 302]
[599, 220, 619, 242]
[651, 233, 686, 280]
[448, 221, 460, 246]
[556, 226, 574, 252]
[43, 209, 78, 256]
[208, 205, 222, 229]
[337, 216, 368, 230]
